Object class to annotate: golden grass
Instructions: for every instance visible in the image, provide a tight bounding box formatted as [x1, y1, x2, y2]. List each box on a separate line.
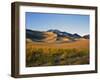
[27, 39, 89, 50]
[26, 39, 89, 67]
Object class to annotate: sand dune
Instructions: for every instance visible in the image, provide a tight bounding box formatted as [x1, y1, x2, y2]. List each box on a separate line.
[26, 29, 89, 50]
[26, 29, 75, 43]
[27, 39, 89, 50]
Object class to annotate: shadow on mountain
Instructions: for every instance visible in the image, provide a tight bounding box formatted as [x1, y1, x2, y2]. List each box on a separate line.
[26, 29, 89, 43]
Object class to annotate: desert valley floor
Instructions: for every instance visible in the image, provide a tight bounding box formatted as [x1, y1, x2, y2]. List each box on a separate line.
[26, 39, 89, 67]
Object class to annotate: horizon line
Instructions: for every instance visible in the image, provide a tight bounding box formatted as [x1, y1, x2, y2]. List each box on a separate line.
[26, 28, 89, 36]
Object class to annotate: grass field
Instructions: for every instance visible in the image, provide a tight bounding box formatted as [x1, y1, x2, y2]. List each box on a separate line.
[26, 39, 89, 67]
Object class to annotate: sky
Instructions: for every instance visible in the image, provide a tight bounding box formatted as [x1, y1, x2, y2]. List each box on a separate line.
[26, 12, 90, 36]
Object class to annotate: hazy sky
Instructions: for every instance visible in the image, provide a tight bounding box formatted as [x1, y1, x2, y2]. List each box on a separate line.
[26, 12, 90, 36]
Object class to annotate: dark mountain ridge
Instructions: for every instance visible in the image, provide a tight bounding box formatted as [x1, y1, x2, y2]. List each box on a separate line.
[26, 29, 89, 43]
[47, 29, 81, 38]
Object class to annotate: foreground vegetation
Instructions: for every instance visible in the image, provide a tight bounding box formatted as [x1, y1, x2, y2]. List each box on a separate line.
[26, 47, 89, 67]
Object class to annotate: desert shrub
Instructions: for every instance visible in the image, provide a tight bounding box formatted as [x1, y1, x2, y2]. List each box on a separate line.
[26, 47, 89, 67]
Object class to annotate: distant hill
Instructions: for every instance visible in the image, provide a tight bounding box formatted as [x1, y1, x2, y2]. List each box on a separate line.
[83, 35, 89, 39]
[47, 29, 81, 38]
[73, 33, 81, 38]
[26, 29, 89, 43]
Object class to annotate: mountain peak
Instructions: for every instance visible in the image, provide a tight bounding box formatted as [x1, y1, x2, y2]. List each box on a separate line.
[83, 34, 89, 39]
[47, 29, 82, 38]
[73, 33, 81, 38]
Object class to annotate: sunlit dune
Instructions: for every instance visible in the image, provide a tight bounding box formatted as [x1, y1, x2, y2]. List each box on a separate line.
[26, 39, 89, 50]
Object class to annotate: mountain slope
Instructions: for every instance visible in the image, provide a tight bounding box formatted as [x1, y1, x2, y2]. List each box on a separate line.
[83, 35, 89, 39]
[26, 29, 57, 43]
[47, 29, 81, 38]
[26, 29, 88, 43]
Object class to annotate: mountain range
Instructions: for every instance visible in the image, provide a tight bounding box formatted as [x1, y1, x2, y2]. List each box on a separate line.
[26, 29, 89, 43]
